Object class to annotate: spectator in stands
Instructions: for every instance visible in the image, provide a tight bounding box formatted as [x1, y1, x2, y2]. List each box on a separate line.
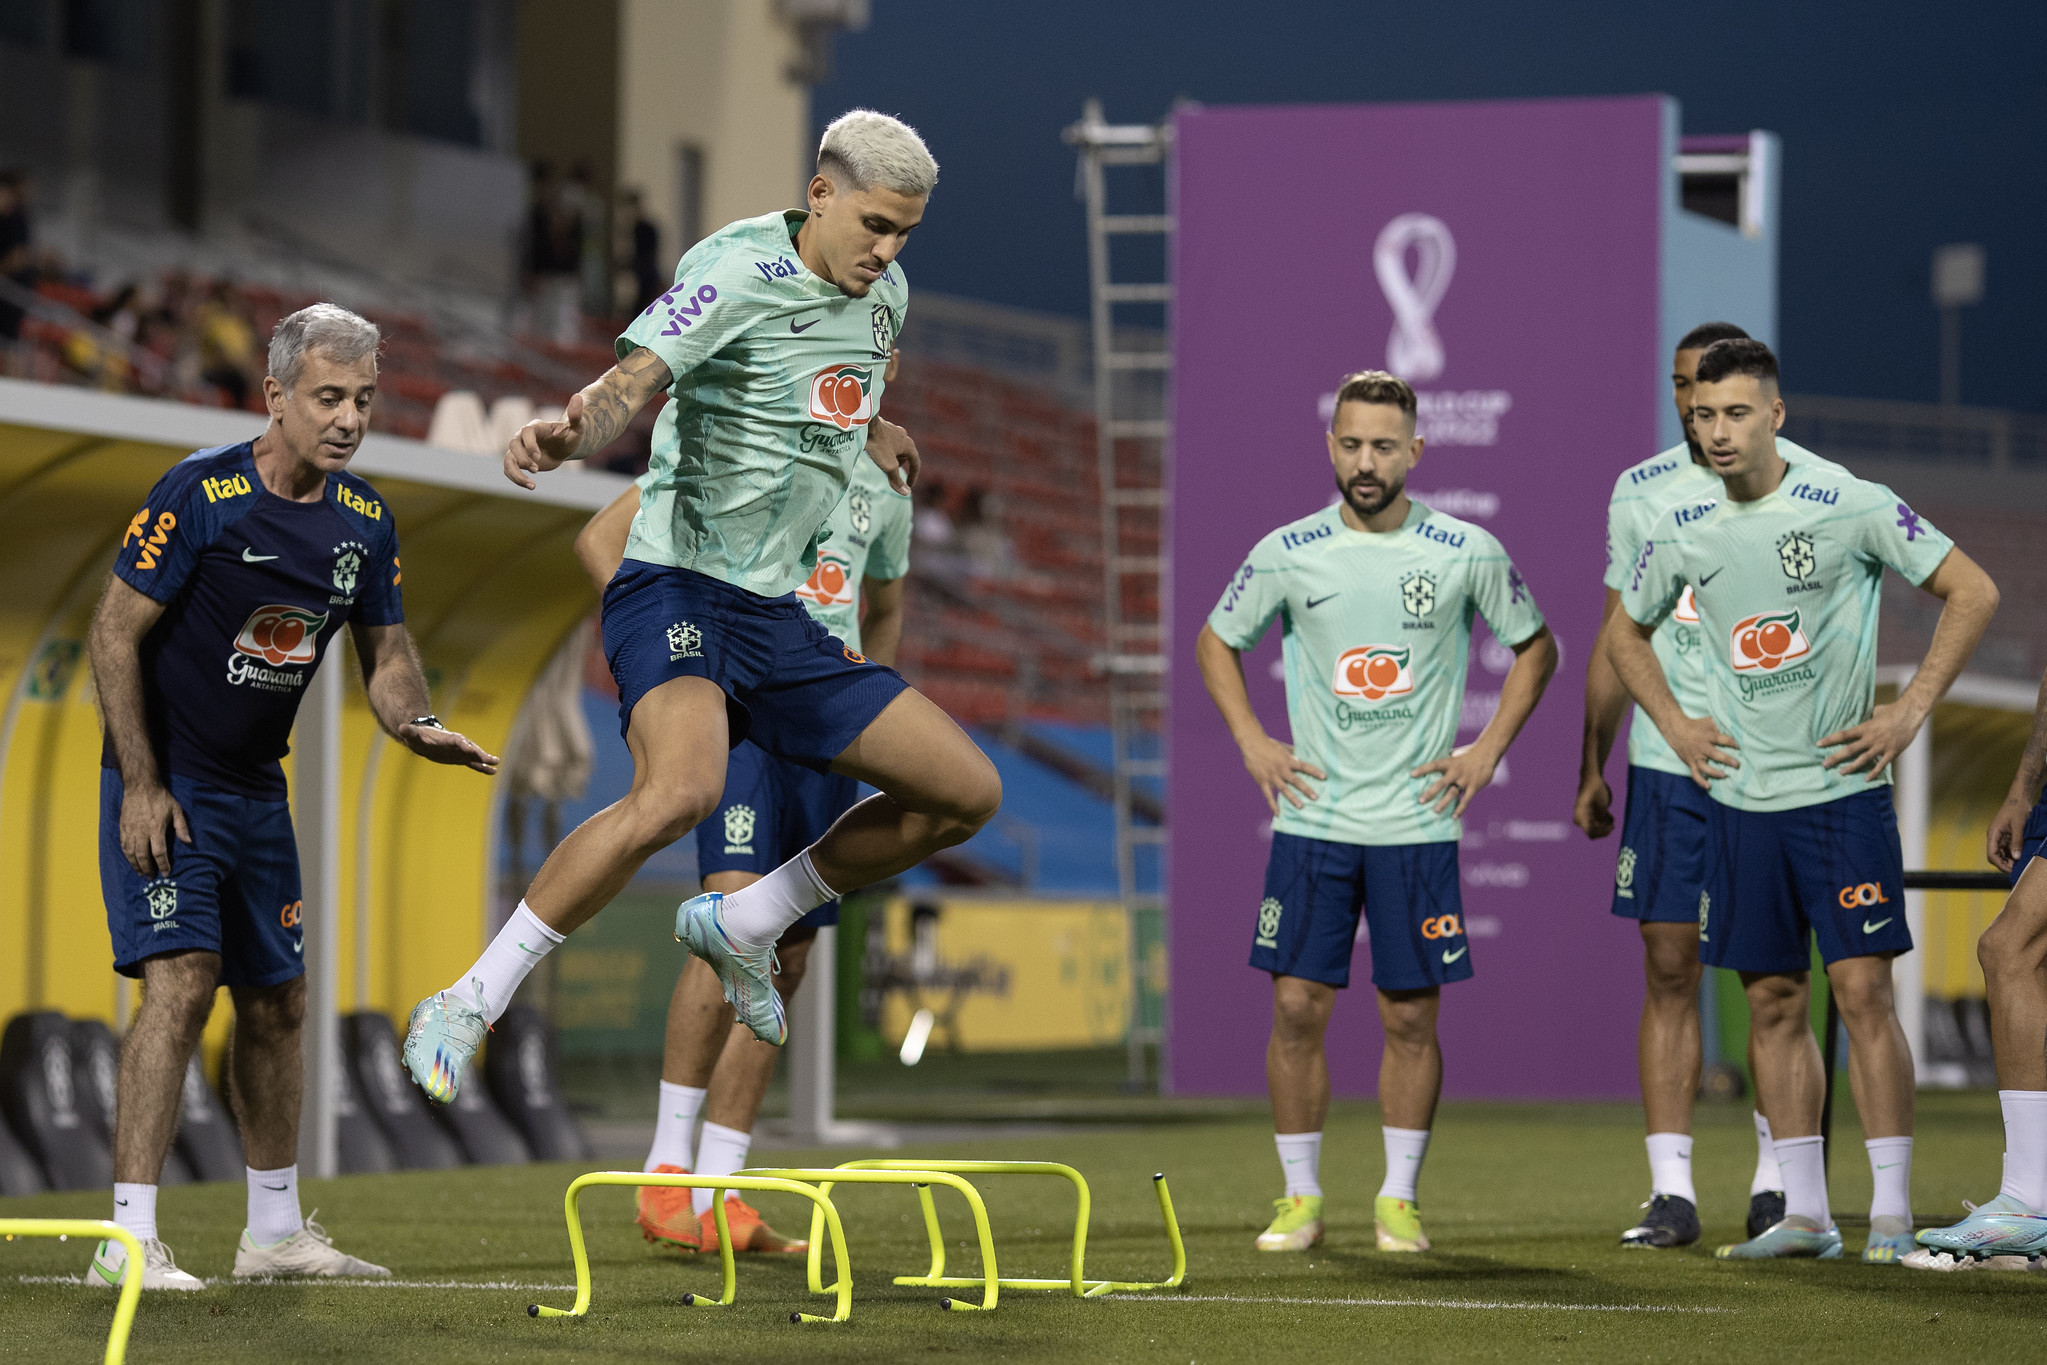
[958, 487, 1017, 580]
[0, 168, 33, 343]
[616, 186, 664, 318]
[195, 280, 262, 410]
[522, 162, 584, 346]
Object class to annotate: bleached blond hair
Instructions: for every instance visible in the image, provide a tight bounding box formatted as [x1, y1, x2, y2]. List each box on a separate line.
[817, 109, 938, 198]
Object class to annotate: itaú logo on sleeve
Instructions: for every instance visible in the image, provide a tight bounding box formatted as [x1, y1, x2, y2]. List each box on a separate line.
[1728, 609, 1809, 673]
[808, 363, 875, 430]
[794, 548, 856, 609]
[1332, 645, 1413, 701]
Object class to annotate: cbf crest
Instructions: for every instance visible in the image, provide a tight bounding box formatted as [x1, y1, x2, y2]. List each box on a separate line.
[722, 804, 756, 852]
[1400, 570, 1437, 620]
[1254, 897, 1283, 949]
[144, 878, 178, 922]
[331, 540, 366, 597]
[1777, 531, 1816, 583]
[666, 621, 703, 660]
[1615, 846, 1637, 897]
[848, 490, 873, 536]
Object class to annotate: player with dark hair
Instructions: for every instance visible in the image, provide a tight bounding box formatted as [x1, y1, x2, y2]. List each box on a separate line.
[85, 303, 497, 1290]
[1612, 338, 1998, 1262]
[1198, 369, 1557, 1255]
[1579, 321, 1848, 1249]
[1913, 672, 2047, 1263]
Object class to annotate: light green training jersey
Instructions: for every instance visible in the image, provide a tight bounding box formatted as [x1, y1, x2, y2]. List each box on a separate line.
[790, 457, 912, 654]
[1208, 499, 1547, 846]
[617, 209, 907, 596]
[1604, 438, 1845, 776]
[1620, 463, 1953, 812]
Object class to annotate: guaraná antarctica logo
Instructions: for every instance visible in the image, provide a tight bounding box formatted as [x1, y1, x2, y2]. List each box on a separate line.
[795, 549, 857, 609]
[1331, 644, 1414, 702]
[808, 363, 875, 430]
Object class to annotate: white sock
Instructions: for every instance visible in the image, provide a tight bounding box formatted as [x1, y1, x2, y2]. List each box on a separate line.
[1645, 1132, 1697, 1203]
[644, 1082, 707, 1173]
[1865, 1136, 1912, 1225]
[691, 1120, 753, 1217]
[246, 1164, 303, 1246]
[1274, 1131, 1322, 1198]
[716, 850, 837, 947]
[1378, 1126, 1431, 1201]
[1774, 1134, 1830, 1228]
[111, 1182, 157, 1244]
[1750, 1110, 1782, 1194]
[449, 901, 565, 1024]
[1997, 1090, 2047, 1212]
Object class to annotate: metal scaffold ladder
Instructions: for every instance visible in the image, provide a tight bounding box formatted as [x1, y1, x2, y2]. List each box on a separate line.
[1065, 100, 1171, 1090]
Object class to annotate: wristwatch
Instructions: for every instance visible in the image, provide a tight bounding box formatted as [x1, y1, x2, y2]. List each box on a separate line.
[410, 714, 446, 731]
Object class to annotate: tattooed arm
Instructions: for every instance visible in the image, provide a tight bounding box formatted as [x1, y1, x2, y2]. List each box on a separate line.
[503, 346, 674, 490]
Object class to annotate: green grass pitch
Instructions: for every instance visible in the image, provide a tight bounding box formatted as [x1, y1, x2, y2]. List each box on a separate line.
[3, 1092, 2043, 1362]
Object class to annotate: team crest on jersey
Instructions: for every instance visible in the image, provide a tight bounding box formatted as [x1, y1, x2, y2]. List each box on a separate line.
[233, 605, 327, 666]
[809, 364, 875, 430]
[848, 490, 873, 535]
[723, 805, 757, 854]
[331, 540, 366, 598]
[1254, 897, 1282, 949]
[1729, 608, 1810, 673]
[1777, 531, 1817, 582]
[1400, 570, 1437, 621]
[1332, 645, 1413, 701]
[795, 549, 857, 609]
[1673, 586, 1699, 624]
[666, 622, 703, 660]
[870, 303, 900, 356]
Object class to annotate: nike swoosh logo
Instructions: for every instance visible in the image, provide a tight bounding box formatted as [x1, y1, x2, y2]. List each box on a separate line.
[789, 316, 821, 333]
[1698, 568, 1723, 586]
[1304, 594, 1338, 609]
[114, 1199, 128, 1206]
[292, 939, 304, 955]
[1441, 946, 1468, 964]
[517, 941, 544, 955]
[242, 548, 279, 562]
[1863, 917, 1893, 934]
[262, 1183, 288, 1191]
[1875, 1163, 1901, 1170]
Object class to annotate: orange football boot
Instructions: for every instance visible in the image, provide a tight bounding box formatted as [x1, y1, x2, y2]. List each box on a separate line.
[699, 1195, 809, 1254]
[635, 1165, 701, 1251]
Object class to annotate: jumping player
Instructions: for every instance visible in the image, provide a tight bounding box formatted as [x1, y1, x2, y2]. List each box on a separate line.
[1197, 370, 1557, 1255]
[86, 304, 497, 1289]
[1578, 321, 1847, 1249]
[570, 405, 914, 1258]
[1913, 669, 2047, 1262]
[402, 112, 1000, 1100]
[1612, 339, 1998, 1262]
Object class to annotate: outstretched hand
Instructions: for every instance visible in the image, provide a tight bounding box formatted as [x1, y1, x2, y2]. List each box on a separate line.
[402, 722, 500, 775]
[504, 392, 586, 490]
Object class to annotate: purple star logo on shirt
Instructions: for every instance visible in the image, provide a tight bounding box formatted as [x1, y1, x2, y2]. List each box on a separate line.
[1507, 567, 1528, 604]
[1896, 503, 1924, 541]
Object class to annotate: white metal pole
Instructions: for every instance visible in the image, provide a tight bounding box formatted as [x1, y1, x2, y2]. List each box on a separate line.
[294, 651, 343, 1177]
[1894, 719, 1932, 1080]
[786, 924, 836, 1142]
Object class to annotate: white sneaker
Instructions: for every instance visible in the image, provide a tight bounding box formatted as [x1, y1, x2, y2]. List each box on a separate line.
[89, 1236, 205, 1291]
[232, 1216, 392, 1279]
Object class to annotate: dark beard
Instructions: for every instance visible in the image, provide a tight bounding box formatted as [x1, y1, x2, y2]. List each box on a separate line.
[1684, 433, 1705, 464]
[1338, 470, 1405, 518]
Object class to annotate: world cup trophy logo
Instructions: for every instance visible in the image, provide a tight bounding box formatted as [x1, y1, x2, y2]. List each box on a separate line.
[1373, 213, 1457, 383]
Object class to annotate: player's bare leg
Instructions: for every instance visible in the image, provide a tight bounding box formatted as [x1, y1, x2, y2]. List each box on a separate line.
[1638, 924, 1701, 1134]
[1374, 986, 1440, 1251]
[1258, 975, 1334, 1251]
[1824, 954, 1918, 1258]
[1717, 970, 1842, 1258]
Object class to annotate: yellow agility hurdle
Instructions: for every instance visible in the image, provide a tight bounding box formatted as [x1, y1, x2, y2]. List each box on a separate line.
[528, 1171, 854, 1324]
[1, 1219, 144, 1365]
[745, 1167, 1002, 1312]
[820, 1161, 1188, 1297]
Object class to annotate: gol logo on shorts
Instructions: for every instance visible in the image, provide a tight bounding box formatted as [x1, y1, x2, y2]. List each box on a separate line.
[1420, 914, 1462, 939]
[279, 900, 303, 929]
[808, 363, 875, 430]
[233, 605, 327, 666]
[1838, 882, 1891, 910]
[1728, 608, 1810, 673]
[1331, 645, 1413, 701]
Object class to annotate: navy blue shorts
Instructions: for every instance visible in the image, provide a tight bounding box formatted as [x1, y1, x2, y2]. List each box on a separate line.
[695, 739, 862, 928]
[2011, 797, 2047, 888]
[602, 560, 908, 771]
[1250, 832, 1471, 992]
[1611, 766, 1712, 924]
[99, 769, 304, 987]
[1699, 787, 1913, 974]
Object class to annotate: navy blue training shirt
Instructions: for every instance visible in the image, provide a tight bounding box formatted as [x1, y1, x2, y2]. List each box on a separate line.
[104, 442, 404, 798]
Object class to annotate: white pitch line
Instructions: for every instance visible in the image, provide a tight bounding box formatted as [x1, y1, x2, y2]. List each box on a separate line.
[1106, 1294, 1730, 1314]
[17, 1275, 576, 1291]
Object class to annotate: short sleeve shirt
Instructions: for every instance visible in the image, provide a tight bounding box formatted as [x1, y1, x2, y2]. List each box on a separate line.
[1620, 464, 1953, 812]
[1604, 438, 1847, 776]
[616, 209, 907, 597]
[1208, 499, 1546, 846]
[105, 443, 403, 798]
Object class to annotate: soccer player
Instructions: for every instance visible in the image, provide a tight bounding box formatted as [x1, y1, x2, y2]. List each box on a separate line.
[1578, 321, 1849, 1249]
[570, 405, 914, 1257]
[85, 304, 498, 1289]
[1197, 370, 1557, 1255]
[1914, 671, 2047, 1261]
[402, 112, 1001, 1102]
[1612, 338, 1998, 1262]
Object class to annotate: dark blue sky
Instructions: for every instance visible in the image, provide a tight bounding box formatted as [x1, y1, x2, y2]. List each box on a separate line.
[814, 1, 2045, 413]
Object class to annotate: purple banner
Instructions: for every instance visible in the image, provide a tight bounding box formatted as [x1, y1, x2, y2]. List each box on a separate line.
[1168, 96, 1667, 1097]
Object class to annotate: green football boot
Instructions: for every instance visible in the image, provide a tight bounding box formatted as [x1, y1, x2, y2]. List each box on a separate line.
[1375, 1195, 1430, 1252]
[1254, 1195, 1324, 1252]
